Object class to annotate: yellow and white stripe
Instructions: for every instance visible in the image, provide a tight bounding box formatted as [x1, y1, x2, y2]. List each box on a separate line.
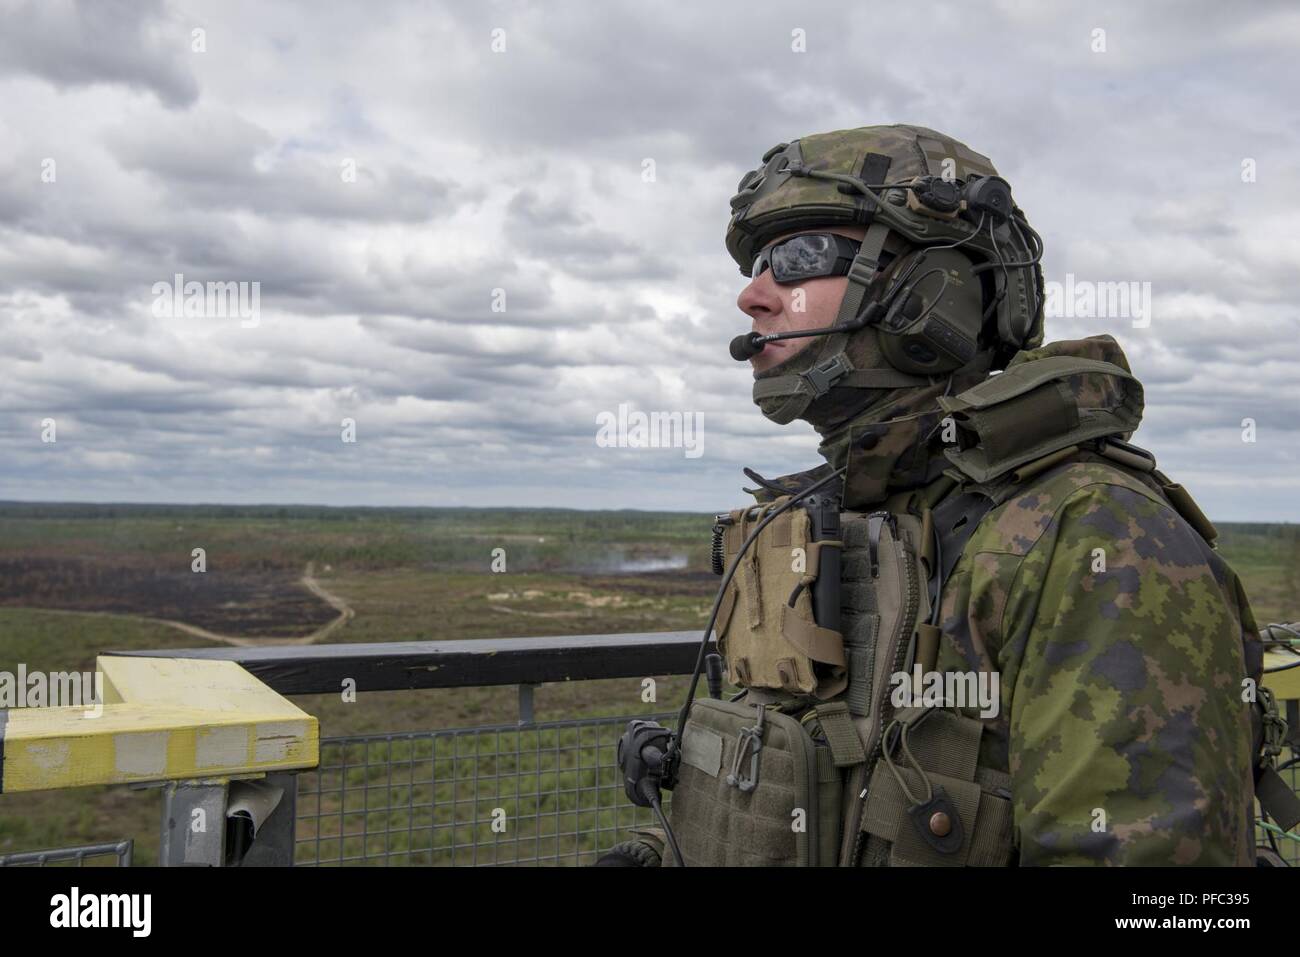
[0, 656, 317, 793]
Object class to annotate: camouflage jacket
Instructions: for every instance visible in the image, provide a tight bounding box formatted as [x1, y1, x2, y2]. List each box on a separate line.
[755, 335, 1261, 865]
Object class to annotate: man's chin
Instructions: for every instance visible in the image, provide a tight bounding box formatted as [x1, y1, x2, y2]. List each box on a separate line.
[750, 342, 802, 377]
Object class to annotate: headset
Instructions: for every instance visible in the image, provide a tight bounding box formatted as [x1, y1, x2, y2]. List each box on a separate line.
[730, 170, 1044, 378]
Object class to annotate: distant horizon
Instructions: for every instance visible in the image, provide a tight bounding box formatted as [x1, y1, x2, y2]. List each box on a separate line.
[0, 496, 1292, 527]
[0, 496, 714, 515]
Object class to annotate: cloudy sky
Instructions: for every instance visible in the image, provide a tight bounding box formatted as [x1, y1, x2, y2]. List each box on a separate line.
[1, 0, 1296, 519]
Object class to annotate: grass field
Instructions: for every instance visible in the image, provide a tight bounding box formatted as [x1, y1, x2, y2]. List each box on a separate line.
[0, 504, 1294, 864]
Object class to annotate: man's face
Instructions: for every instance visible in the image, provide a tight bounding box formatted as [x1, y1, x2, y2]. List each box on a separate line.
[736, 223, 868, 374]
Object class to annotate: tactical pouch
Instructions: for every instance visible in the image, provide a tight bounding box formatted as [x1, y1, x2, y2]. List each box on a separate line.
[858, 706, 1014, 866]
[714, 499, 846, 696]
[664, 698, 842, 866]
[938, 354, 1143, 485]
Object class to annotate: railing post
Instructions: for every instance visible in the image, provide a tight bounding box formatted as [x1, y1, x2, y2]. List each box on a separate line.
[517, 683, 540, 727]
[158, 773, 299, 866]
[159, 779, 229, 866]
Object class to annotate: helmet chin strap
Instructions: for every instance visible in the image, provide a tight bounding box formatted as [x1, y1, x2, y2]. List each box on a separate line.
[752, 221, 931, 425]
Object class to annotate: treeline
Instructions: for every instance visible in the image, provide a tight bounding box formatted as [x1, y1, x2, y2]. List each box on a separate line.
[0, 501, 713, 525]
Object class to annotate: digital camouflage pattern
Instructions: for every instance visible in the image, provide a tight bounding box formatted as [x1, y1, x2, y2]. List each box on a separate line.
[750, 334, 1261, 865]
[936, 457, 1259, 865]
[934, 337, 1260, 866]
[725, 124, 1002, 279]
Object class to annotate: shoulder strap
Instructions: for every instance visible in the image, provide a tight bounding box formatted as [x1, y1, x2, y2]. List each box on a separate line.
[935, 494, 993, 582]
[931, 489, 998, 588]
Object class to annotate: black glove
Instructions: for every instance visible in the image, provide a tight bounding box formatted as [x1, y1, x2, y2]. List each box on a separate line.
[593, 838, 663, 867]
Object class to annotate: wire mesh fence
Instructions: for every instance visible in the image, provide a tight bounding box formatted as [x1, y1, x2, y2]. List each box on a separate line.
[1, 724, 1296, 867]
[297, 717, 1300, 868]
[0, 840, 134, 868]
[1258, 754, 1300, 865]
[294, 712, 675, 866]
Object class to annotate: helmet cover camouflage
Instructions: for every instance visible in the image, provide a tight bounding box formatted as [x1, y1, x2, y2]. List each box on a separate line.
[727, 124, 1045, 358]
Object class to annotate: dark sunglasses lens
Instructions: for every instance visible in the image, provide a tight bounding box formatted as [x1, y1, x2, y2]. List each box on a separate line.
[772, 234, 832, 281]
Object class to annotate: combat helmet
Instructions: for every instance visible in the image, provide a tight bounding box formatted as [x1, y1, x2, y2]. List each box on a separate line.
[727, 124, 1046, 426]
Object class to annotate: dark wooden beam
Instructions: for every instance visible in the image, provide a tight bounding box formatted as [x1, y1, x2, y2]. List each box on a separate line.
[105, 631, 712, 696]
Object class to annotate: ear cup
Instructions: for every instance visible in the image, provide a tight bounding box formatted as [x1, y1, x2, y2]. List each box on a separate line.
[983, 214, 1043, 360]
[876, 248, 984, 376]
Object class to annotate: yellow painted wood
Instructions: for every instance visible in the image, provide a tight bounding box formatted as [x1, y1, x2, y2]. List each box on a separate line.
[1263, 650, 1300, 701]
[1, 656, 318, 793]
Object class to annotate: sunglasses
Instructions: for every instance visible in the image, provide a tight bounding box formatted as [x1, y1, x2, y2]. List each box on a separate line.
[751, 232, 862, 284]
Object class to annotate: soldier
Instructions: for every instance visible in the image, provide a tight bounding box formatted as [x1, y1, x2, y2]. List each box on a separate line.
[602, 124, 1290, 868]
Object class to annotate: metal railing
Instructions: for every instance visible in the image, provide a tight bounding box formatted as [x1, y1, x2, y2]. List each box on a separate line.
[0, 840, 134, 868]
[113, 631, 704, 866]
[4, 629, 1297, 866]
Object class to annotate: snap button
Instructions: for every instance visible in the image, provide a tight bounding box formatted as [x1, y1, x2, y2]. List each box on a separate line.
[928, 811, 952, 837]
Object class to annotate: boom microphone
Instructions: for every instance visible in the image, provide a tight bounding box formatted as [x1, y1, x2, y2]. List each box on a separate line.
[729, 332, 766, 361]
[728, 300, 883, 362]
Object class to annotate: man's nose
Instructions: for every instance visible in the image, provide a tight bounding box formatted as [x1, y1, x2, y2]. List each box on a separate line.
[737, 270, 783, 325]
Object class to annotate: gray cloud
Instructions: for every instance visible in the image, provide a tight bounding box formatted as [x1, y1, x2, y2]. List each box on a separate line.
[104, 107, 463, 222]
[0, 0, 1296, 520]
[505, 187, 679, 281]
[0, 0, 199, 107]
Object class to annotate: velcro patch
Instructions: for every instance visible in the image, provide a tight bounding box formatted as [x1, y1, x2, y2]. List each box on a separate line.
[680, 725, 725, 778]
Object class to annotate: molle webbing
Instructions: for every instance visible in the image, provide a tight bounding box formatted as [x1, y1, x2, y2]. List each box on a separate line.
[839, 513, 880, 717]
[837, 506, 931, 721]
[665, 698, 841, 867]
[809, 701, 866, 768]
[680, 485, 1019, 868]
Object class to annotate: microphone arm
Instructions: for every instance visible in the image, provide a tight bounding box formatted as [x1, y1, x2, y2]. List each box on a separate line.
[730, 300, 883, 361]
